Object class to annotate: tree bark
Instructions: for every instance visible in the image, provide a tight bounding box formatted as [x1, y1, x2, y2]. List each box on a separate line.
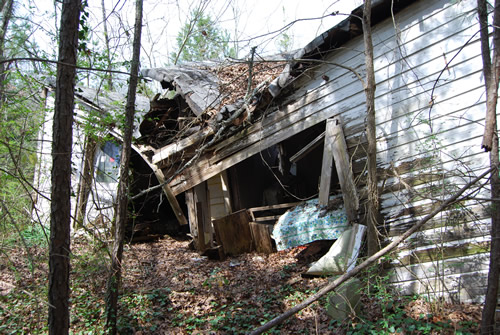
[104, 0, 142, 333]
[477, 0, 500, 333]
[0, 0, 13, 104]
[363, 0, 380, 256]
[48, 1, 81, 334]
[480, 0, 500, 152]
[74, 135, 97, 227]
[250, 167, 494, 335]
[101, 0, 113, 90]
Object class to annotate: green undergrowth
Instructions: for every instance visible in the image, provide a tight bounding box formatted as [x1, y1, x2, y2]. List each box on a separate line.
[329, 262, 480, 335]
[0, 238, 482, 334]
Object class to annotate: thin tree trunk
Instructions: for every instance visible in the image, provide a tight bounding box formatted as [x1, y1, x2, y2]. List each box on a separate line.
[101, 0, 113, 90]
[48, 1, 81, 334]
[74, 135, 97, 227]
[363, 0, 380, 256]
[104, 0, 142, 333]
[478, 0, 500, 332]
[0, 0, 13, 104]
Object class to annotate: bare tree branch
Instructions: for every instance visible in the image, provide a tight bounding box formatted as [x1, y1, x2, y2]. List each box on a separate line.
[249, 166, 495, 335]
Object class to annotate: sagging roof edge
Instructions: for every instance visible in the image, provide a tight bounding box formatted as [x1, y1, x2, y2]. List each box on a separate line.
[142, 0, 419, 195]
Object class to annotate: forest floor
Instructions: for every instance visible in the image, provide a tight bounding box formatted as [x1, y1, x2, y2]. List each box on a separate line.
[0, 233, 484, 334]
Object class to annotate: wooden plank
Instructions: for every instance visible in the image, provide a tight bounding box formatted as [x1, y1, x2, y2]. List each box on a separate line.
[130, 143, 189, 226]
[152, 126, 214, 165]
[185, 189, 198, 243]
[289, 131, 325, 163]
[253, 215, 282, 222]
[220, 171, 232, 214]
[319, 118, 359, 220]
[212, 209, 253, 256]
[330, 117, 359, 222]
[391, 270, 489, 303]
[249, 222, 275, 254]
[196, 202, 206, 251]
[387, 253, 490, 283]
[319, 119, 335, 206]
[194, 182, 213, 248]
[395, 240, 490, 266]
[248, 202, 301, 213]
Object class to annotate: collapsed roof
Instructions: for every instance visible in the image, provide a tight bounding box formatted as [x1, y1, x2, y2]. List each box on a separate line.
[136, 0, 417, 195]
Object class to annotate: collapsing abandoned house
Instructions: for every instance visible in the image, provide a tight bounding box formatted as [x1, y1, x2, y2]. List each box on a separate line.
[33, 0, 495, 304]
[133, 0, 494, 303]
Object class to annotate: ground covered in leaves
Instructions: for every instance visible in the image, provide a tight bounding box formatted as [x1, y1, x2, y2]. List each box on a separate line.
[0, 232, 484, 334]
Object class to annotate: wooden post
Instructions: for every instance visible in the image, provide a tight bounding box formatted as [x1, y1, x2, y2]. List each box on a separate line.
[319, 117, 359, 222]
[194, 182, 213, 248]
[220, 171, 232, 214]
[319, 119, 336, 206]
[196, 202, 206, 251]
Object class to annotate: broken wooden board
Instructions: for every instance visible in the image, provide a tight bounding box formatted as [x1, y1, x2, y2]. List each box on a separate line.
[212, 209, 253, 256]
[319, 117, 359, 222]
[249, 222, 275, 254]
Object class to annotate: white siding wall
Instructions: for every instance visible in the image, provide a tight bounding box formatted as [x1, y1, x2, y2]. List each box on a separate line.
[33, 97, 117, 233]
[277, 0, 490, 302]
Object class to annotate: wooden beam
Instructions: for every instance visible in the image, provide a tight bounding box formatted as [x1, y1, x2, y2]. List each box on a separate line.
[331, 117, 359, 221]
[319, 117, 359, 221]
[249, 222, 275, 254]
[248, 202, 301, 212]
[196, 202, 206, 251]
[132, 143, 189, 226]
[253, 215, 282, 222]
[152, 126, 214, 165]
[319, 119, 336, 206]
[290, 131, 325, 163]
[194, 182, 213, 248]
[185, 189, 198, 242]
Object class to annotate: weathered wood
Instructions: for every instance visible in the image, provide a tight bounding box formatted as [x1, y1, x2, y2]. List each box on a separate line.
[248, 202, 300, 222]
[212, 209, 253, 256]
[152, 126, 214, 165]
[249, 222, 275, 254]
[248, 202, 301, 213]
[132, 143, 188, 226]
[319, 118, 359, 221]
[220, 171, 232, 214]
[194, 182, 212, 248]
[196, 202, 206, 251]
[330, 117, 359, 222]
[388, 253, 491, 283]
[253, 215, 282, 222]
[392, 270, 489, 303]
[290, 131, 325, 163]
[207, 174, 230, 220]
[319, 120, 335, 206]
[185, 189, 198, 244]
[396, 240, 490, 266]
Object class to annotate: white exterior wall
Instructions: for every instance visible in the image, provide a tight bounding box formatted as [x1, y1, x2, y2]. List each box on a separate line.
[276, 0, 491, 302]
[32, 97, 117, 233]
